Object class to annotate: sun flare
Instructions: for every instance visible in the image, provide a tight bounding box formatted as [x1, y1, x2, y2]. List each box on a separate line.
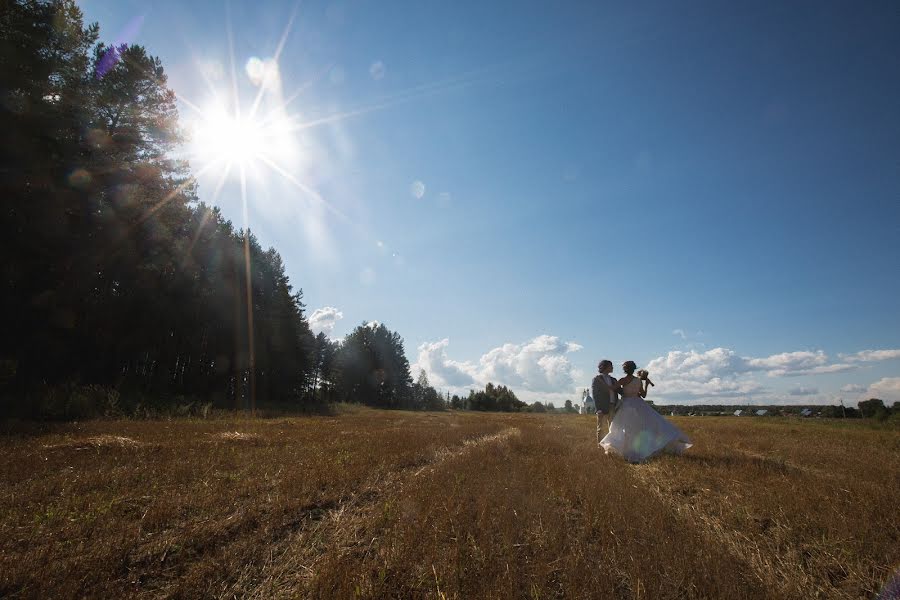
[189, 104, 296, 172]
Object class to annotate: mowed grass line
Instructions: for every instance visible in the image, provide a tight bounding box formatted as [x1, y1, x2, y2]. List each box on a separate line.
[0, 411, 505, 598]
[292, 415, 769, 599]
[636, 417, 900, 600]
[0, 411, 897, 598]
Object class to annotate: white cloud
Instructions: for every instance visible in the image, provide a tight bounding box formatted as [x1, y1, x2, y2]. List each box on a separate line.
[412, 339, 475, 387]
[841, 349, 900, 363]
[788, 386, 818, 396]
[840, 384, 868, 393]
[308, 306, 343, 337]
[868, 378, 900, 402]
[412, 335, 583, 395]
[649, 347, 860, 382]
[779, 363, 856, 376]
[648, 376, 764, 400]
[746, 350, 829, 376]
[646, 348, 747, 381]
[644, 346, 866, 403]
[672, 329, 686, 340]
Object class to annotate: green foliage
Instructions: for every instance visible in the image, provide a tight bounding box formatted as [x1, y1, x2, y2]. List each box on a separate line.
[308, 332, 340, 402]
[334, 323, 412, 409]
[462, 382, 525, 412]
[33, 384, 120, 419]
[1, 1, 316, 416]
[858, 398, 889, 420]
[410, 370, 445, 411]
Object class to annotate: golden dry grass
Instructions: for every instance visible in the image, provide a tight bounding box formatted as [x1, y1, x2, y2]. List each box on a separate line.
[1, 410, 897, 599]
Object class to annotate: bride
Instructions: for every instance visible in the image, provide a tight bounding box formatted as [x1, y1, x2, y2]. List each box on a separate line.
[599, 360, 692, 463]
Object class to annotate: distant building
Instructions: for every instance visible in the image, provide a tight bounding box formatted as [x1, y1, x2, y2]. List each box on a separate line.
[734, 409, 743, 416]
[755, 409, 768, 416]
[800, 408, 813, 417]
[580, 389, 595, 415]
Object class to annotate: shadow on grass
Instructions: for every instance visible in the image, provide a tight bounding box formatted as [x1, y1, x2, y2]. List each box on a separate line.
[677, 451, 802, 476]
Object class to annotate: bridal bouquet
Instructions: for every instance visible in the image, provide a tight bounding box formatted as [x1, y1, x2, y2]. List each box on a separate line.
[636, 369, 655, 387]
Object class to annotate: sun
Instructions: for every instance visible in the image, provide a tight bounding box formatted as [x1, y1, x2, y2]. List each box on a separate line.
[193, 107, 264, 166]
[188, 103, 296, 173]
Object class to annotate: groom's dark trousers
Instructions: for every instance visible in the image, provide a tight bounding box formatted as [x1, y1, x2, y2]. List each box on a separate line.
[592, 374, 618, 446]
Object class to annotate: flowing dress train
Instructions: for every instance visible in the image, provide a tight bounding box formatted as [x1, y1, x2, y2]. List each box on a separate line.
[600, 378, 692, 463]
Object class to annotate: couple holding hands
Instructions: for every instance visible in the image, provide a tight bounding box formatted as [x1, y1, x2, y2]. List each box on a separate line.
[591, 360, 692, 463]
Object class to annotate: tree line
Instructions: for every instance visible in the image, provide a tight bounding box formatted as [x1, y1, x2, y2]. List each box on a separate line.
[1, 0, 482, 418]
[649, 400, 900, 420]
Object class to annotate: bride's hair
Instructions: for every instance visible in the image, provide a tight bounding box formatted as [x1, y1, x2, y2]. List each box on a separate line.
[622, 361, 637, 374]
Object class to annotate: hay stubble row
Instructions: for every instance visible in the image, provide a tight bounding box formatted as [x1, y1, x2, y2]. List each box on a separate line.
[0, 410, 897, 598]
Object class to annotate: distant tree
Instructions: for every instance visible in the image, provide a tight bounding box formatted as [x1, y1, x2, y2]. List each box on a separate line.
[858, 398, 889, 420]
[335, 323, 411, 408]
[461, 383, 525, 412]
[309, 333, 340, 401]
[422, 384, 444, 411]
[531, 401, 546, 413]
[564, 399, 574, 413]
[409, 369, 444, 411]
[820, 406, 840, 418]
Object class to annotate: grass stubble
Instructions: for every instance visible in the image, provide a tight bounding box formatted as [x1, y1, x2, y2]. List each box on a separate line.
[0, 410, 897, 599]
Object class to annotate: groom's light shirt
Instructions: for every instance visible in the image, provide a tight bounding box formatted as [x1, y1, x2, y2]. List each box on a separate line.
[602, 374, 616, 406]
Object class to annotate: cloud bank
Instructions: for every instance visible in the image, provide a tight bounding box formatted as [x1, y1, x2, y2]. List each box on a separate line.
[644, 346, 900, 403]
[413, 339, 900, 405]
[868, 377, 900, 402]
[308, 306, 343, 337]
[412, 335, 583, 400]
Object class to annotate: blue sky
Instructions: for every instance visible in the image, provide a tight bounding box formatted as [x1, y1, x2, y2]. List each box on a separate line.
[81, 0, 900, 405]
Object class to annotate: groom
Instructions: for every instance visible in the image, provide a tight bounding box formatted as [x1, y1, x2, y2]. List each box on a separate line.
[592, 359, 619, 446]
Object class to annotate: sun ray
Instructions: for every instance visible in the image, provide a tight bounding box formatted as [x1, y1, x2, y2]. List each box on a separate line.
[210, 160, 234, 202]
[254, 152, 350, 224]
[274, 62, 335, 116]
[136, 158, 223, 226]
[254, 152, 383, 249]
[181, 204, 213, 268]
[170, 18, 230, 110]
[225, 0, 242, 120]
[238, 161, 256, 413]
[247, 0, 301, 120]
[175, 93, 208, 119]
[274, 67, 495, 134]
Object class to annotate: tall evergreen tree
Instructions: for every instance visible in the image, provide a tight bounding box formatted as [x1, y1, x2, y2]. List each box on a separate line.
[335, 323, 411, 408]
[1, 1, 316, 416]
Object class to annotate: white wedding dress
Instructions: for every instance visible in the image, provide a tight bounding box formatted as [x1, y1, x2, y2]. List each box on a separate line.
[600, 377, 692, 463]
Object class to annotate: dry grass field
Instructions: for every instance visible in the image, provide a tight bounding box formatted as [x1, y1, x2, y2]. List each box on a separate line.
[1, 409, 898, 599]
